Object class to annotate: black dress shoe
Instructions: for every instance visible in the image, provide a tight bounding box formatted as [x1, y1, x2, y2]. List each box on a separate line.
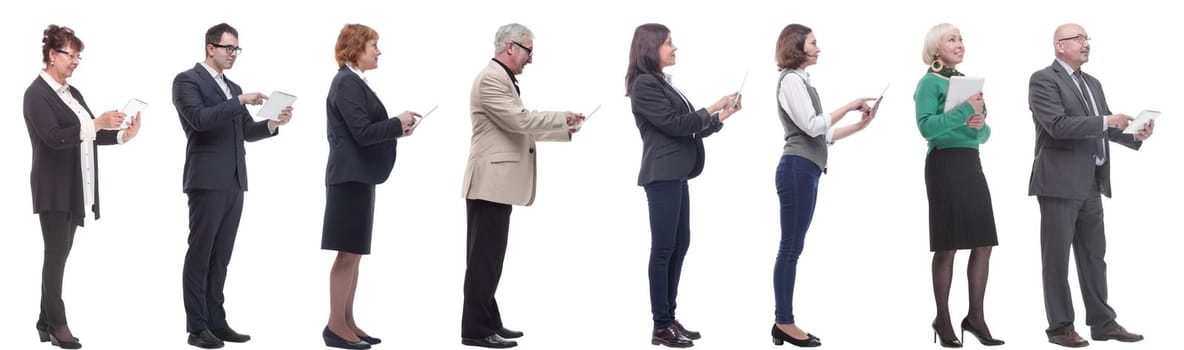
[1048, 330, 1088, 348]
[1091, 326, 1144, 342]
[358, 335, 382, 345]
[772, 324, 820, 347]
[188, 330, 225, 349]
[461, 334, 518, 348]
[323, 327, 371, 349]
[47, 331, 82, 349]
[37, 323, 80, 343]
[672, 320, 701, 340]
[959, 317, 1003, 346]
[495, 327, 524, 339]
[211, 327, 251, 343]
[652, 326, 693, 348]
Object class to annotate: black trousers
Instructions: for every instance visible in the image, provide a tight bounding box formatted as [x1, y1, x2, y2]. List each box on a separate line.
[183, 186, 245, 333]
[38, 212, 78, 329]
[461, 199, 513, 339]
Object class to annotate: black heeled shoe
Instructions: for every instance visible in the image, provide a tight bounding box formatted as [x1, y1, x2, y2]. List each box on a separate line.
[932, 320, 962, 348]
[960, 317, 1004, 346]
[771, 325, 820, 347]
[323, 326, 371, 349]
[45, 326, 81, 349]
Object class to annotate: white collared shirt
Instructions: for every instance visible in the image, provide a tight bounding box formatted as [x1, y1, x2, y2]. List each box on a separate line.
[1055, 59, 1106, 165]
[200, 62, 233, 100]
[346, 64, 368, 85]
[778, 69, 834, 143]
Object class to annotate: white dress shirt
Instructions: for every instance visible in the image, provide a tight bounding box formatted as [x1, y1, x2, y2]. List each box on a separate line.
[778, 69, 834, 143]
[200, 62, 234, 100]
[1055, 59, 1106, 165]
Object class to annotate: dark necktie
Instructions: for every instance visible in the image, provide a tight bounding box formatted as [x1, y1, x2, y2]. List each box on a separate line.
[1074, 70, 1105, 164]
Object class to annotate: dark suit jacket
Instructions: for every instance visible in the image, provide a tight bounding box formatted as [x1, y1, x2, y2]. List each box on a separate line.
[1028, 60, 1141, 199]
[325, 66, 403, 185]
[23, 76, 120, 224]
[630, 73, 723, 186]
[172, 63, 275, 193]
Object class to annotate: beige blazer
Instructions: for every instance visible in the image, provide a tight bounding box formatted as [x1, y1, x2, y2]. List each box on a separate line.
[462, 60, 570, 206]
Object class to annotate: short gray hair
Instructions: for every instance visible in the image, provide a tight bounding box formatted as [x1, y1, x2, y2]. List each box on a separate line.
[493, 23, 533, 55]
[922, 23, 958, 66]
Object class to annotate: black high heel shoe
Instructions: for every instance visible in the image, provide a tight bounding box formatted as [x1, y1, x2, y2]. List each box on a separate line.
[45, 326, 81, 349]
[960, 317, 1004, 346]
[771, 325, 821, 347]
[932, 320, 962, 348]
[323, 326, 371, 349]
[36, 323, 80, 343]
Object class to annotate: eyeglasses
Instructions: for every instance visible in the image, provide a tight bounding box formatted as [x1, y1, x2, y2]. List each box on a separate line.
[1057, 35, 1091, 44]
[511, 41, 533, 56]
[53, 48, 82, 62]
[211, 43, 243, 55]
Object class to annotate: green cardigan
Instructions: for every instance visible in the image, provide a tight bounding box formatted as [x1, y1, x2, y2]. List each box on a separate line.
[913, 72, 990, 152]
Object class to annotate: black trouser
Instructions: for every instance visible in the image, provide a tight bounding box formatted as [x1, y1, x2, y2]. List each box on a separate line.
[461, 199, 513, 339]
[38, 212, 78, 329]
[183, 186, 245, 333]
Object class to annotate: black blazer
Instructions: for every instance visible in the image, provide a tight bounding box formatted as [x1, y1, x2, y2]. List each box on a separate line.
[629, 73, 723, 186]
[324, 66, 404, 185]
[23, 76, 120, 224]
[172, 63, 275, 193]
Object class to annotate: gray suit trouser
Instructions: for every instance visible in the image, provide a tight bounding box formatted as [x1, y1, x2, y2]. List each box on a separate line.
[1038, 194, 1119, 336]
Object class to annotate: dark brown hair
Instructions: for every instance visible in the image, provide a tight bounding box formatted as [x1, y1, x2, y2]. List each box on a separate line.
[775, 24, 812, 70]
[42, 24, 83, 64]
[205, 23, 239, 46]
[335, 24, 379, 69]
[624, 23, 669, 96]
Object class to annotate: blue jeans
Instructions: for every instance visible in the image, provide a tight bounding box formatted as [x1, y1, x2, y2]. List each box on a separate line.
[644, 178, 691, 329]
[773, 155, 820, 324]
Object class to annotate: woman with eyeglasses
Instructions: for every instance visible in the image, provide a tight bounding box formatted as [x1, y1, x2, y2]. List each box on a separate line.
[914, 23, 1003, 348]
[626, 23, 742, 348]
[22, 24, 142, 349]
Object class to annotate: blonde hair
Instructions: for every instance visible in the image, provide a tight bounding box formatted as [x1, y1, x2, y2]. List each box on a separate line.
[921, 23, 958, 66]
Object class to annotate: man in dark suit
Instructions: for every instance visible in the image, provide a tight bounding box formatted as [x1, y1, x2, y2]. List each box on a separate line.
[1028, 23, 1153, 348]
[171, 23, 292, 349]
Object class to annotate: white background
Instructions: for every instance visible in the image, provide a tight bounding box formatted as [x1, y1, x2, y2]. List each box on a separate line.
[1, 1, 1179, 349]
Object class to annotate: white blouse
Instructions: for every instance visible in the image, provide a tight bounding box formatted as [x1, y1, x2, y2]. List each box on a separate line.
[778, 69, 834, 143]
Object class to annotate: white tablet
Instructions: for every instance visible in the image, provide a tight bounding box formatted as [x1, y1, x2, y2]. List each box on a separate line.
[1123, 110, 1160, 134]
[120, 98, 148, 129]
[410, 105, 437, 131]
[258, 91, 297, 120]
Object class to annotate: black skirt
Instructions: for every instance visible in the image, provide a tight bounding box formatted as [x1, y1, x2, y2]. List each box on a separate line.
[321, 181, 377, 255]
[924, 148, 998, 251]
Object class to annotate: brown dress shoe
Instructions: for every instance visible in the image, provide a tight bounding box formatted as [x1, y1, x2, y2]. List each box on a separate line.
[652, 326, 693, 348]
[1092, 326, 1144, 342]
[1048, 330, 1089, 348]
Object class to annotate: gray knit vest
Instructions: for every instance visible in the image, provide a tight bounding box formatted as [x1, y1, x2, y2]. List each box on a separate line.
[777, 69, 828, 171]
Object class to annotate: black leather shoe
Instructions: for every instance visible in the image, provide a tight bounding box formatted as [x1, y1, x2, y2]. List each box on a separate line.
[188, 330, 225, 349]
[461, 334, 518, 348]
[1091, 326, 1144, 342]
[652, 326, 693, 348]
[323, 327, 371, 349]
[358, 335, 382, 345]
[1048, 330, 1089, 348]
[211, 327, 251, 343]
[37, 323, 80, 343]
[495, 327, 524, 339]
[772, 324, 820, 347]
[672, 320, 701, 340]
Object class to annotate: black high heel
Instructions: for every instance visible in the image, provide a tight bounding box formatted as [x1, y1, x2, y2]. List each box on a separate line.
[960, 317, 1004, 346]
[932, 320, 963, 348]
[771, 325, 820, 347]
[45, 326, 81, 349]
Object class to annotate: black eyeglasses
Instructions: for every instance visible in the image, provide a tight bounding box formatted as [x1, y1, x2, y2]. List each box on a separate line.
[511, 41, 533, 56]
[211, 43, 243, 55]
[53, 48, 82, 61]
[1057, 35, 1090, 44]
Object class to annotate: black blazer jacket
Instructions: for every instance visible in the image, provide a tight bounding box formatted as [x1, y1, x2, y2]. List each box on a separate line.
[23, 76, 120, 224]
[630, 73, 723, 186]
[324, 66, 404, 185]
[172, 63, 275, 193]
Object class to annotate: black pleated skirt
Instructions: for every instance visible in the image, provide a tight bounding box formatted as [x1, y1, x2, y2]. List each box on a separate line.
[924, 148, 998, 251]
[321, 181, 376, 255]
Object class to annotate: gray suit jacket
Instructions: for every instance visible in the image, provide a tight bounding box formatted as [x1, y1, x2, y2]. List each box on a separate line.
[630, 73, 723, 186]
[1027, 60, 1141, 199]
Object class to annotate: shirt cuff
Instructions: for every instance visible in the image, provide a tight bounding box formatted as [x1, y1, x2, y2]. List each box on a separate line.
[117, 130, 127, 144]
[1101, 115, 1107, 130]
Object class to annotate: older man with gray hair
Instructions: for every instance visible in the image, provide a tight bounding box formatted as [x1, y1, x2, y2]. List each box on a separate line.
[459, 23, 584, 349]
